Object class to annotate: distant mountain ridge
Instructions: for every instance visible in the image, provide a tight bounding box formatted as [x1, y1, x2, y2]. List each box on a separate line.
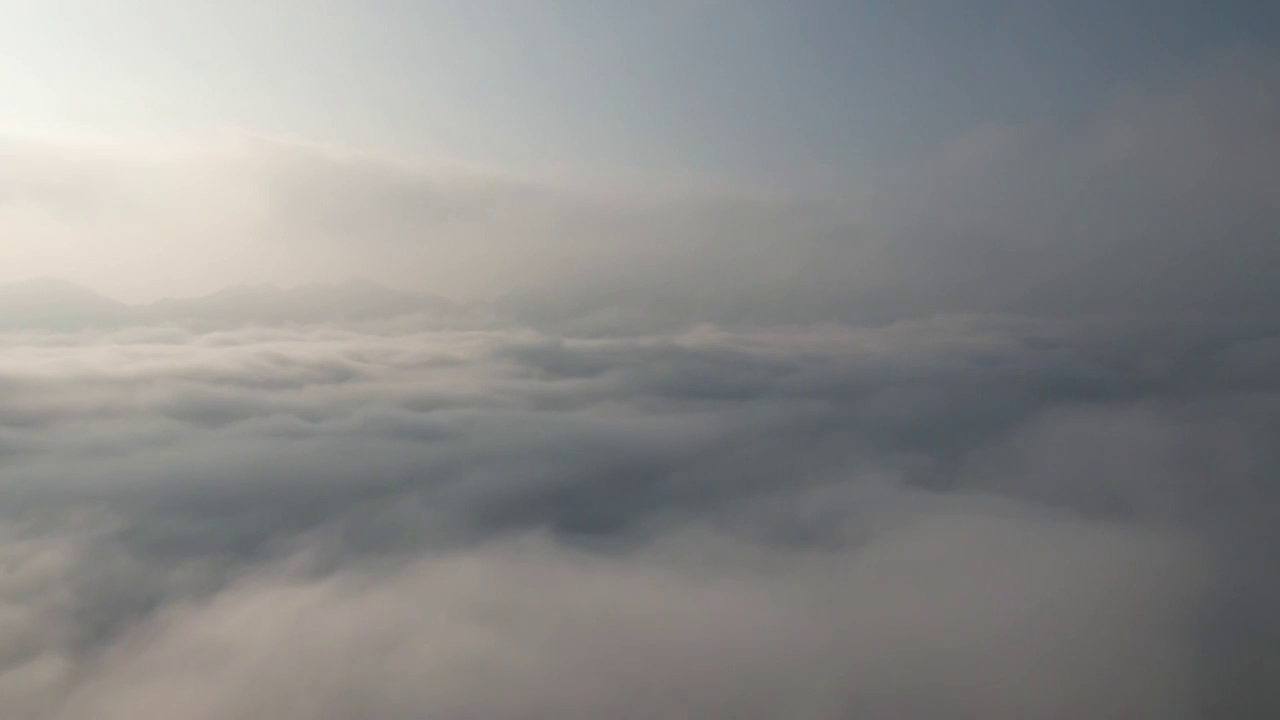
[139, 278, 462, 326]
[0, 278, 483, 330]
[0, 278, 130, 330]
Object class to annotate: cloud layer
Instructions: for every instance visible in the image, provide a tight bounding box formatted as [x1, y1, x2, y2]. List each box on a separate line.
[1, 47, 1277, 719]
[0, 307, 1274, 718]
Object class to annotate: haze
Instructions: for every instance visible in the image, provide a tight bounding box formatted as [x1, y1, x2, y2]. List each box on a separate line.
[0, 2, 1278, 718]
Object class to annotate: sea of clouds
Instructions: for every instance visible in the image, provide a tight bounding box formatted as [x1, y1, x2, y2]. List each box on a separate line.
[1, 45, 1278, 720]
[0, 308, 1275, 719]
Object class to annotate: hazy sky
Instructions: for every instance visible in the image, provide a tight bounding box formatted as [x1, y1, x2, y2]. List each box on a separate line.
[2, 5, 1280, 718]
[4, 0, 1276, 174]
[1, 0, 1278, 303]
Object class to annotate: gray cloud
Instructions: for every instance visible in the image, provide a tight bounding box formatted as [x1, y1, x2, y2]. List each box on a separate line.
[0, 306, 1273, 717]
[56, 516, 1201, 720]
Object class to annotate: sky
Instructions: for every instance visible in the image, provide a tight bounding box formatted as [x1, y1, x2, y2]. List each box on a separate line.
[3, 1, 1276, 171]
[2, 0, 1278, 301]
[0, 3, 1279, 718]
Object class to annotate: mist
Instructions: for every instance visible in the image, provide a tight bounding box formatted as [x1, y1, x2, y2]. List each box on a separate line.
[1, 9, 1278, 719]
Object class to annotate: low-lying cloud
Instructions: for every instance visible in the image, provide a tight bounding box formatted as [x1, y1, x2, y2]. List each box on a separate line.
[0, 306, 1274, 718]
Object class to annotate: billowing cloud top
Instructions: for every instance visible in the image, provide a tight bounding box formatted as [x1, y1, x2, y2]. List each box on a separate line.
[0, 289, 1275, 717]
